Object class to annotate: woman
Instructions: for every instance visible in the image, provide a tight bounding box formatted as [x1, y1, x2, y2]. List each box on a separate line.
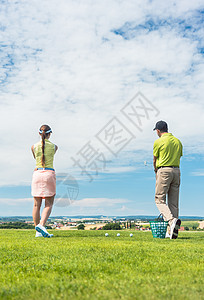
[31, 124, 58, 238]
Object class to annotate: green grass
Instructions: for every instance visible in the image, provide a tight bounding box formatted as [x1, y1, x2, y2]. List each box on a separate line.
[0, 230, 203, 300]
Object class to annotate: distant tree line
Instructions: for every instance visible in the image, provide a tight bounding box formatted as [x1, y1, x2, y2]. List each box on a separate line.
[102, 223, 121, 230]
[77, 222, 122, 230]
[0, 222, 35, 229]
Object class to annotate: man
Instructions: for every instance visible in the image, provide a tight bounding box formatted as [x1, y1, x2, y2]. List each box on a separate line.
[153, 120, 183, 239]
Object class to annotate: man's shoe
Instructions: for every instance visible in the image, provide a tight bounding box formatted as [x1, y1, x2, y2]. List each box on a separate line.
[170, 218, 181, 239]
[35, 224, 52, 238]
[165, 231, 171, 238]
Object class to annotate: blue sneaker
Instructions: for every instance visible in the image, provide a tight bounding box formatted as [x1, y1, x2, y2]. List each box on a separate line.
[35, 231, 43, 237]
[35, 224, 52, 238]
[46, 227, 53, 237]
[35, 231, 53, 238]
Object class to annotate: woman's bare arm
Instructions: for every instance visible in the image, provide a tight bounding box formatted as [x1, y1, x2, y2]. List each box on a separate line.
[31, 145, 35, 159]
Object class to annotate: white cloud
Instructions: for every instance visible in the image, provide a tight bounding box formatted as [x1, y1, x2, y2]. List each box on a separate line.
[116, 205, 146, 215]
[100, 166, 138, 174]
[0, 198, 33, 205]
[72, 197, 129, 207]
[0, 0, 203, 187]
[191, 170, 204, 176]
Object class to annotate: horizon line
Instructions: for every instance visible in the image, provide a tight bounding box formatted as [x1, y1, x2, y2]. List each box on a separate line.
[0, 215, 203, 218]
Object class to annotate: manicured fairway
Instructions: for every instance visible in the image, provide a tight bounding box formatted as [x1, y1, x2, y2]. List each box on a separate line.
[0, 230, 203, 300]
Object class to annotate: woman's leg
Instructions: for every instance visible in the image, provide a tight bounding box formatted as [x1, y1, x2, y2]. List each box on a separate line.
[33, 197, 42, 226]
[40, 195, 54, 226]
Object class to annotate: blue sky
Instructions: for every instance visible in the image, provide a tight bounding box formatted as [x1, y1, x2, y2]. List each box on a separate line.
[0, 0, 204, 216]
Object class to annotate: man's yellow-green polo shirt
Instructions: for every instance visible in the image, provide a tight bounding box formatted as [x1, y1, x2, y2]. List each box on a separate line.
[34, 139, 55, 168]
[153, 133, 183, 168]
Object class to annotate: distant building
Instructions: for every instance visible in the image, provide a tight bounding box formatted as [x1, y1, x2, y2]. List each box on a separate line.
[198, 221, 204, 229]
[179, 226, 184, 231]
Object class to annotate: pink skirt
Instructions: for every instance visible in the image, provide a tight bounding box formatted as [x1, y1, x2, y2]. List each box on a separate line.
[31, 170, 56, 197]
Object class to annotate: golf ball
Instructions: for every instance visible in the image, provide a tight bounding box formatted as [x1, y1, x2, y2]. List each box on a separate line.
[117, 233, 120, 237]
[105, 233, 109, 237]
[130, 233, 133, 237]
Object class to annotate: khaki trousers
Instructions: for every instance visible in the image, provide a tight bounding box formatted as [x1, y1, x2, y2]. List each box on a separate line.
[155, 167, 180, 223]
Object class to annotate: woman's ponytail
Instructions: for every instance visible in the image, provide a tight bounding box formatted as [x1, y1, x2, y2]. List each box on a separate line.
[41, 131, 46, 167]
[39, 125, 52, 168]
